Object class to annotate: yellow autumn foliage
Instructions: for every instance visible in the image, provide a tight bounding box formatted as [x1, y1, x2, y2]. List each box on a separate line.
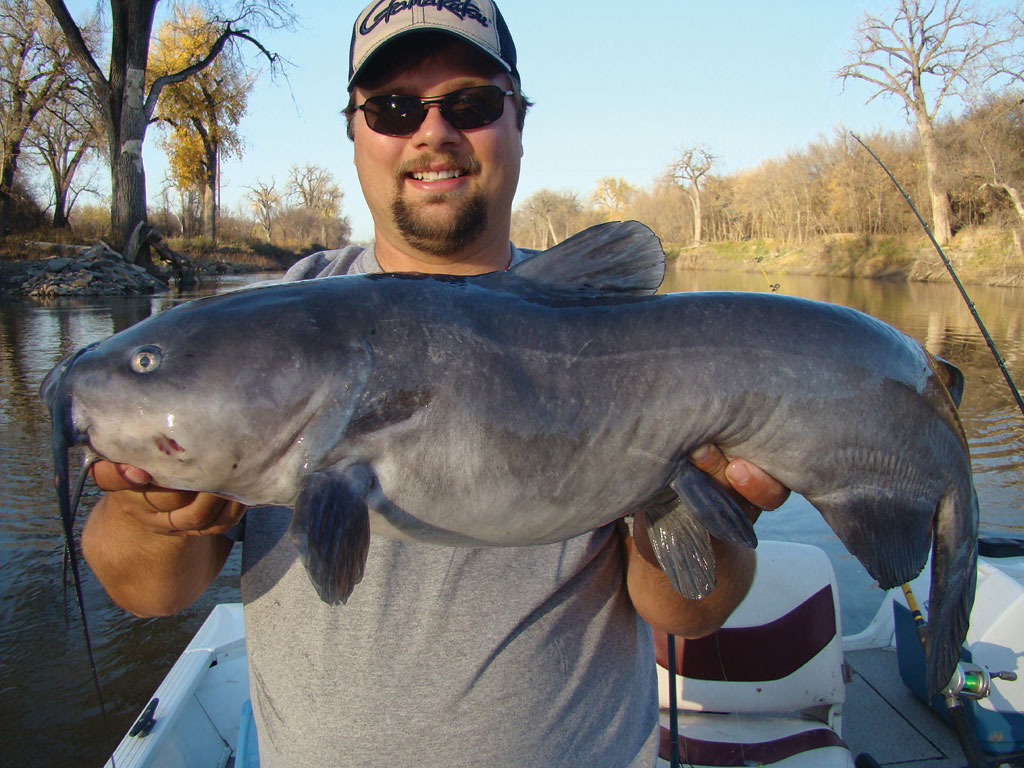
[149, 4, 253, 192]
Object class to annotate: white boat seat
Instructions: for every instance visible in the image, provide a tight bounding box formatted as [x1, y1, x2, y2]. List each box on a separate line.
[654, 540, 855, 767]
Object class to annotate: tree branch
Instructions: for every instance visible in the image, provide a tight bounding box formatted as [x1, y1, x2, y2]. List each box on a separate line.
[42, 0, 108, 102]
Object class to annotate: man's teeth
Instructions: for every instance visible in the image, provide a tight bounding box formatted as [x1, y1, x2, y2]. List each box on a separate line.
[411, 170, 463, 181]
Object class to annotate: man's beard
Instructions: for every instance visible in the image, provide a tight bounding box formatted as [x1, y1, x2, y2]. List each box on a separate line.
[391, 154, 488, 256]
[391, 193, 489, 256]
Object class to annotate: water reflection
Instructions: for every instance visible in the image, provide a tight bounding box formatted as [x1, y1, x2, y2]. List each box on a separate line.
[667, 271, 1024, 495]
[1, 270, 1022, 766]
[0, 275, 272, 768]
[661, 268, 1024, 633]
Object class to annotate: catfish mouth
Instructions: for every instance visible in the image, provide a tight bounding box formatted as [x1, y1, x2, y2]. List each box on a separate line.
[40, 342, 99, 448]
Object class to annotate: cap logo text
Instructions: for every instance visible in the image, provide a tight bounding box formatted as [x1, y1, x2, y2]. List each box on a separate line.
[360, 0, 490, 36]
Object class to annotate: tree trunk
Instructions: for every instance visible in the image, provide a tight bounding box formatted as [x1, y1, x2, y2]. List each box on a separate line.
[688, 183, 702, 246]
[0, 142, 18, 238]
[915, 114, 954, 245]
[202, 182, 216, 240]
[994, 183, 1024, 223]
[201, 140, 217, 241]
[52, 185, 70, 228]
[105, 1, 158, 268]
[111, 64, 151, 265]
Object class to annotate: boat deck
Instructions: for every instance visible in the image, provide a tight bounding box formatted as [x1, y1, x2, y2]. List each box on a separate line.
[844, 647, 969, 766]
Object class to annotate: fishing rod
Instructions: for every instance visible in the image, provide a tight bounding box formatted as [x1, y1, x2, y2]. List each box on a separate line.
[850, 133, 1024, 768]
[898, 581, 1020, 768]
[849, 132, 1024, 422]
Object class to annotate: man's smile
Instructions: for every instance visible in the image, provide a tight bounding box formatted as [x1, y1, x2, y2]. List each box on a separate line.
[410, 169, 466, 182]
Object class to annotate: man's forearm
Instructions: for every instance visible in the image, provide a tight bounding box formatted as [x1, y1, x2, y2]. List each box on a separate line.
[82, 495, 234, 617]
[624, 526, 755, 638]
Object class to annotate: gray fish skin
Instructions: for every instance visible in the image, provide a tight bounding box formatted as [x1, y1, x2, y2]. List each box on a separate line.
[40, 221, 977, 696]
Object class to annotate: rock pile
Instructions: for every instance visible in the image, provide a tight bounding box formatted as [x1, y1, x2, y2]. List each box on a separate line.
[8, 243, 167, 298]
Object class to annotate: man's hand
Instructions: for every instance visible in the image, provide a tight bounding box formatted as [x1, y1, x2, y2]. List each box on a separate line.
[688, 444, 789, 513]
[623, 444, 790, 638]
[90, 460, 245, 537]
[82, 461, 244, 616]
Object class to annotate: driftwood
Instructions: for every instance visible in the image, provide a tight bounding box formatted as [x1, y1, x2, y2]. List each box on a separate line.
[124, 222, 197, 286]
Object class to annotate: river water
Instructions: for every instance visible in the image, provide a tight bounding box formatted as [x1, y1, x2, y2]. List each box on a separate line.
[1, 268, 1022, 767]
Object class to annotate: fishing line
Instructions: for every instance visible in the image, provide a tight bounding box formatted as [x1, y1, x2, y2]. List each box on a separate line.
[711, 192, 781, 293]
[663, 630, 747, 768]
[666, 633, 681, 768]
[754, 256, 781, 293]
[849, 132, 1024, 422]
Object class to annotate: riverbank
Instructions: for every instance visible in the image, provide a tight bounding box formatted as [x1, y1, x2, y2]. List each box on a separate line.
[668, 227, 1024, 287]
[0, 239, 292, 297]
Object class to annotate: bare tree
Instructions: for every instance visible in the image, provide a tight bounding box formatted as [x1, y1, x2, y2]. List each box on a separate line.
[669, 145, 715, 246]
[247, 177, 279, 243]
[287, 162, 344, 246]
[512, 188, 586, 250]
[837, 0, 1015, 244]
[43, 0, 292, 267]
[953, 92, 1024, 253]
[25, 64, 104, 228]
[0, 0, 78, 235]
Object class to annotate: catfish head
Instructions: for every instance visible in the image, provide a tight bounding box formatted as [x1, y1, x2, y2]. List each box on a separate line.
[39, 284, 373, 506]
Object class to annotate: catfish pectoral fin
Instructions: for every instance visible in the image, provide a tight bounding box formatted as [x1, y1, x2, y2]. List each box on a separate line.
[643, 500, 716, 600]
[669, 463, 758, 548]
[644, 465, 759, 600]
[289, 466, 373, 605]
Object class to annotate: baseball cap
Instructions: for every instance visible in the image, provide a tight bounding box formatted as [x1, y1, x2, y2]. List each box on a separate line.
[349, 0, 519, 90]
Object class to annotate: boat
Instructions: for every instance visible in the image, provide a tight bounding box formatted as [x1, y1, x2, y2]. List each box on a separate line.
[104, 537, 1024, 768]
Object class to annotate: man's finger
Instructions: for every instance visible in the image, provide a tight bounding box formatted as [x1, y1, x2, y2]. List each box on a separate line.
[724, 459, 789, 511]
[689, 444, 730, 480]
[91, 460, 152, 492]
[689, 444, 789, 511]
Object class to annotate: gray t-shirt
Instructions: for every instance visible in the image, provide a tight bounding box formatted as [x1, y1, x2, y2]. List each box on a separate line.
[241, 244, 659, 767]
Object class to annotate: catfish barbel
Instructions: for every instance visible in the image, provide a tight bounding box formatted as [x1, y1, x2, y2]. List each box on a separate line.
[41, 221, 977, 696]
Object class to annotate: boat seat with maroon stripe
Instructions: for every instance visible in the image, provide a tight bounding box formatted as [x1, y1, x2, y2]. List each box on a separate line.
[654, 540, 854, 767]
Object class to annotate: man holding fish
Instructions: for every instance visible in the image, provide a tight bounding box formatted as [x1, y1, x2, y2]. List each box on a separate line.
[80, 1, 788, 765]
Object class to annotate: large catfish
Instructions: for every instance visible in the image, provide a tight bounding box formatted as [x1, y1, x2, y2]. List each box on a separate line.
[42, 221, 977, 695]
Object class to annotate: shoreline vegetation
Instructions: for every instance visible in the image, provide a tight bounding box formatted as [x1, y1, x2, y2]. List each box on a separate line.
[669, 227, 1024, 288]
[2, 224, 1024, 296]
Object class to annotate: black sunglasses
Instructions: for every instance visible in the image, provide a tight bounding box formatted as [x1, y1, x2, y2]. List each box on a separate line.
[357, 85, 513, 137]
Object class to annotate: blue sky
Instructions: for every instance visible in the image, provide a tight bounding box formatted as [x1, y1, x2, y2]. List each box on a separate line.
[78, 1, 945, 242]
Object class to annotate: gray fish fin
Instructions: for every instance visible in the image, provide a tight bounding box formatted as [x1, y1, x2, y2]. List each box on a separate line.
[934, 355, 965, 407]
[509, 220, 665, 296]
[289, 464, 373, 605]
[669, 463, 759, 548]
[925, 485, 979, 695]
[809, 488, 934, 591]
[642, 463, 759, 599]
[643, 499, 716, 600]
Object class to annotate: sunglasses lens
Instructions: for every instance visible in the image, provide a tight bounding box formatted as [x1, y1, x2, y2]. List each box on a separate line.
[360, 86, 508, 136]
[362, 95, 425, 136]
[441, 86, 506, 130]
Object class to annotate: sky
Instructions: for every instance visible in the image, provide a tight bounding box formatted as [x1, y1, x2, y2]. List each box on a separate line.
[67, 0, 934, 244]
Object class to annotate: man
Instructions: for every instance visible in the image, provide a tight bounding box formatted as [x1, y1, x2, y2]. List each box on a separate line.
[83, 2, 788, 765]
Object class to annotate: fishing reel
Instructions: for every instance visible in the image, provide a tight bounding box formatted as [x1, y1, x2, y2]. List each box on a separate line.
[944, 661, 1018, 705]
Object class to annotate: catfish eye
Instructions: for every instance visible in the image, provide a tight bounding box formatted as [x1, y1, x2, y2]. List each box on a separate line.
[130, 346, 163, 374]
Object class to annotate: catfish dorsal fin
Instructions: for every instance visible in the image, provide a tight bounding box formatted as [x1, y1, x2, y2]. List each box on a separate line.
[510, 220, 666, 296]
[934, 355, 965, 407]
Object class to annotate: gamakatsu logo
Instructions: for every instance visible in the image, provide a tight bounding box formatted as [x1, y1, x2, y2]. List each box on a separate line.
[359, 0, 490, 35]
